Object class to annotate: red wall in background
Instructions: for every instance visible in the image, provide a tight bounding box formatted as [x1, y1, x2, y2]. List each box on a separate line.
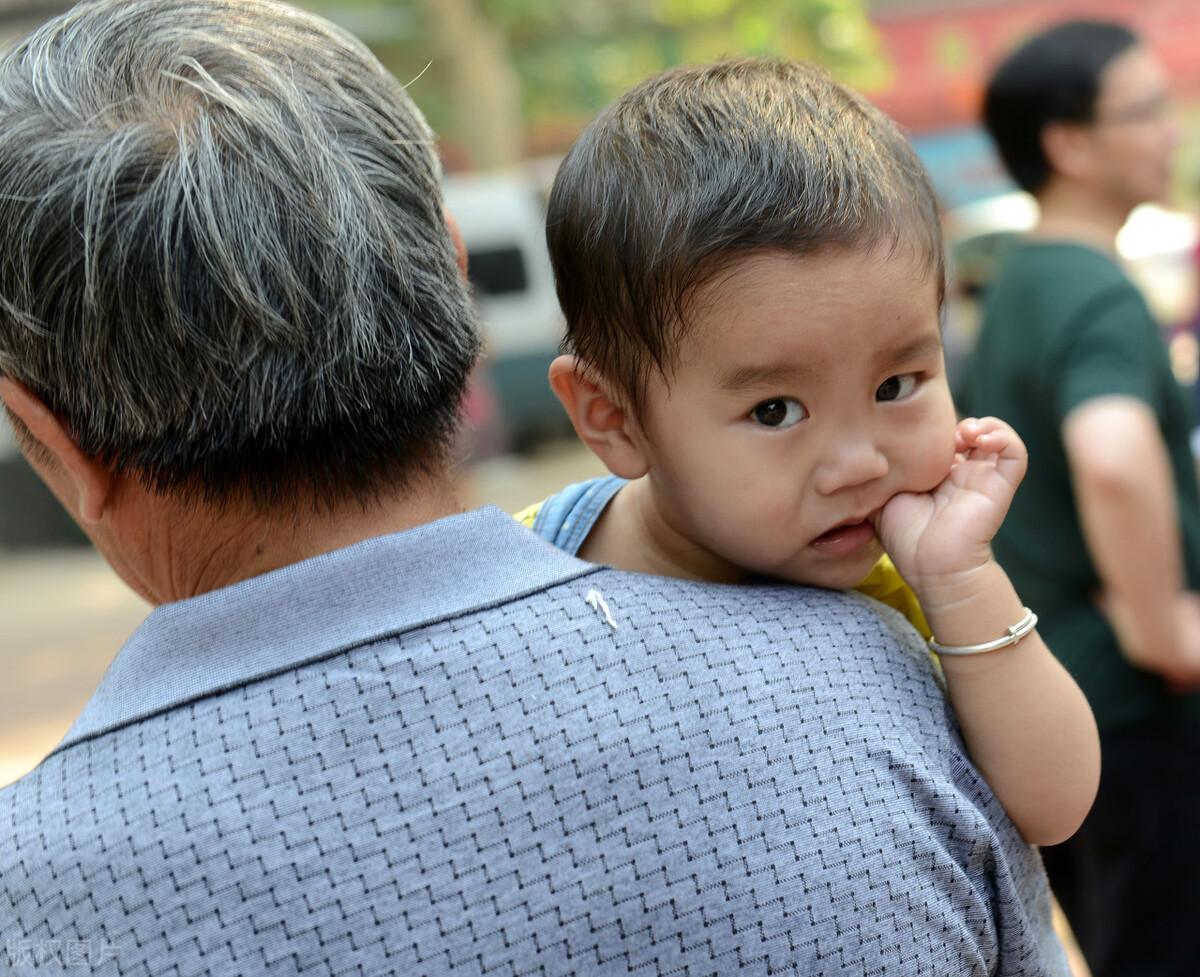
[870, 0, 1200, 134]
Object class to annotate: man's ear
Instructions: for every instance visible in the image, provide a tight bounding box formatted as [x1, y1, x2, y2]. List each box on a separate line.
[0, 378, 112, 525]
[548, 355, 649, 480]
[1041, 121, 1096, 183]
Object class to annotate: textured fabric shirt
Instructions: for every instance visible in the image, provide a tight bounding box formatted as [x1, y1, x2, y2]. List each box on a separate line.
[0, 507, 1065, 975]
[959, 241, 1200, 729]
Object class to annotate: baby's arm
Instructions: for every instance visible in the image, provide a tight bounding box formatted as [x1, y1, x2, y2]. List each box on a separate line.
[880, 418, 1099, 846]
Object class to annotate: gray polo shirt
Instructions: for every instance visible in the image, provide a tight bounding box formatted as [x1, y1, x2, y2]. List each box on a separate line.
[0, 507, 1066, 975]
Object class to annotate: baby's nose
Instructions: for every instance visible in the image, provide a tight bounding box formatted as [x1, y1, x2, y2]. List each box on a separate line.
[814, 441, 890, 497]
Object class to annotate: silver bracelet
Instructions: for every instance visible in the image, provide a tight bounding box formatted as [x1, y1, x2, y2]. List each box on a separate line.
[927, 607, 1039, 656]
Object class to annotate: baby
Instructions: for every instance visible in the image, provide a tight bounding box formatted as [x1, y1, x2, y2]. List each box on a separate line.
[520, 57, 1099, 846]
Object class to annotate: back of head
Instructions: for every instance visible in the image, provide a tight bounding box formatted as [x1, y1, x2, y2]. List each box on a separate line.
[984, 19, 1139, 194]
[0, 0, 480, 509]
[546, 57, 942, 412]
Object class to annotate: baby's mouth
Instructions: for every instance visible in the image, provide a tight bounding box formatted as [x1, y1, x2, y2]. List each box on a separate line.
[810, 519, 877, 555]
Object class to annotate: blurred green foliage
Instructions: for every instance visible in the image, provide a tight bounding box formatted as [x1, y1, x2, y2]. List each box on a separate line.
[484, 0, 885, 110]
[304, 0, 885, 167]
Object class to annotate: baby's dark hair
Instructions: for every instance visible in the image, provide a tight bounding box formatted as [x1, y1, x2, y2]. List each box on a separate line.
[546, 56, 944, 414]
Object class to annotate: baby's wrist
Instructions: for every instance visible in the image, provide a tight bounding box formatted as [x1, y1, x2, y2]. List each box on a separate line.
[914, 559, 1028, 648]
[907, 550, 996, 611]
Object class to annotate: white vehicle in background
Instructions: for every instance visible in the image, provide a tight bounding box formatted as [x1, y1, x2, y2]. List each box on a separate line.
[443, 165, 571, 448]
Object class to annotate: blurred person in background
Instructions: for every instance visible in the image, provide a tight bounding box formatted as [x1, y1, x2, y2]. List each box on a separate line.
[959, 20, 1200, 977]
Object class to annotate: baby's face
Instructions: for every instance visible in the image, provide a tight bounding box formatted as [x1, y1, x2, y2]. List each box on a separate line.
[629, 246, 957, 589]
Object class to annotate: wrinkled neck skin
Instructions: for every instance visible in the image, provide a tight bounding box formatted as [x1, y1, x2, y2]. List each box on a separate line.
[92, 470, 465, 607]
[1032, 178, 1131, 256]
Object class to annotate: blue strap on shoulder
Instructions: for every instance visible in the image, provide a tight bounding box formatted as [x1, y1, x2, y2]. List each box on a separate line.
[531, 475, 627, 556]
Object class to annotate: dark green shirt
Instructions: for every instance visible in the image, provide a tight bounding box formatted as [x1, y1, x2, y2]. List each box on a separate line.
[959, 241, 1200, 729]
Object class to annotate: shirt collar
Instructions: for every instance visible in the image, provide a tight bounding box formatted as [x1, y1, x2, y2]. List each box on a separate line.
[54, 506, 597, 754]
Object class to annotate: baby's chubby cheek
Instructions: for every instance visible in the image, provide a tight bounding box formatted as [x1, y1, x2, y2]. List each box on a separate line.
[899, 431, 957, 496]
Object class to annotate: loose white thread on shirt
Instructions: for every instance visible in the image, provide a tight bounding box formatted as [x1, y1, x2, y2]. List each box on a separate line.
[585, 589, 619, 630]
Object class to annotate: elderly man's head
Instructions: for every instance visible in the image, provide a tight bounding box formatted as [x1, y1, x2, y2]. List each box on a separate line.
[0, 0, 479, 522]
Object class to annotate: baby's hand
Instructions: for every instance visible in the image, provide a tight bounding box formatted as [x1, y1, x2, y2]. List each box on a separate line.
[876, 416, 1027, 606]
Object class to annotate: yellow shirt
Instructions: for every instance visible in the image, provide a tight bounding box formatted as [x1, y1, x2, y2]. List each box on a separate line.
[516, 500, 930, 638]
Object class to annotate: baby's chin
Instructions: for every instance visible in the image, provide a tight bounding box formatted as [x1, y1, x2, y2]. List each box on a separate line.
[763, 541, 885, 592]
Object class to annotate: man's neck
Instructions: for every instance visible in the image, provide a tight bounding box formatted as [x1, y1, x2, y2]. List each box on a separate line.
[1031, 180, 1133, 255]
[103, 471, 466, 606]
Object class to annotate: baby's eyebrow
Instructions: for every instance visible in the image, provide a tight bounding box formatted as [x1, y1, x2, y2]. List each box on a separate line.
[718, 333, 942, 390]
[876, 333, 943, 367]
[718, 361, 813, 391]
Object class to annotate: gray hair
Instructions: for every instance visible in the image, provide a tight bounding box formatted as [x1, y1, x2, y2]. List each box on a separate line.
[0, 0, 480, 507]
[547, 57, 943, 415]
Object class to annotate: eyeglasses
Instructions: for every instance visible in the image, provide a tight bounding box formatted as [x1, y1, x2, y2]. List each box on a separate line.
[1090, 92, 1174, 127]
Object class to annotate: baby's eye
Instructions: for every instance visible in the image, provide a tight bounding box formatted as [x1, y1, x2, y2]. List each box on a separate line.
[750, 397, 807, 429]
[876, 373, 919, 402]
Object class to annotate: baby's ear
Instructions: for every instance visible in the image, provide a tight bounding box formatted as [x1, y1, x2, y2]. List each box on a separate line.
[548, 355, 649, 480]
